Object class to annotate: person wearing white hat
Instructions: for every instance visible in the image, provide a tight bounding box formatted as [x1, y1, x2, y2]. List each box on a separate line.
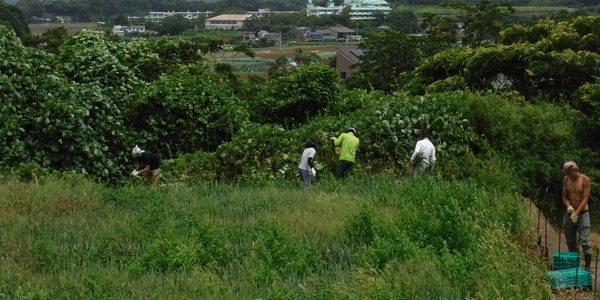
[298, 140, 321, 190]
[562, 160, 593, 270]
[131, 145, 161, 184]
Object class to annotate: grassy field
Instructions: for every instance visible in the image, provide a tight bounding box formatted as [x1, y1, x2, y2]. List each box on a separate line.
[28, 22, 105, 36]
[0, 173, 551, 298]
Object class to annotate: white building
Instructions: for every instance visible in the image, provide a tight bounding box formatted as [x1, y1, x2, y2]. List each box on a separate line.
[112, 25, 146, 36]
[205, 14, 252, 30]
[131, 11, 214, 22]
[307, 0, 391, 20]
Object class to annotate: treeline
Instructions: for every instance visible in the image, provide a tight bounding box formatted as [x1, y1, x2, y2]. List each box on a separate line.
[12, 0, 598, 23]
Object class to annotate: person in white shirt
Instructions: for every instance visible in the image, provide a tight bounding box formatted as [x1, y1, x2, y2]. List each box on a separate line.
[410, 130, 436, 177]
[298, 140, 321, 189]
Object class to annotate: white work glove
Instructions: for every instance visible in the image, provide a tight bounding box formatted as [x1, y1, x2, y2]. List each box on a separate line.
[131, 169, 140, 176]
[310, 168, 316, 177]
[570, 212, 579, 224]
[567, 205, 574, 214]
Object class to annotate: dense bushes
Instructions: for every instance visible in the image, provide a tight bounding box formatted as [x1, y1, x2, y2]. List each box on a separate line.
[166, 91, 480, 181]
[126, 63, 248, 158]
[404, 17, 600, 100]
[0, 26, 130, 180]
[1, 27, 239, 181]
[248, 63, 339, 127]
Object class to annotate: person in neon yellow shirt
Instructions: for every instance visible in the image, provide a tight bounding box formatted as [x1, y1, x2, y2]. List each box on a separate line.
[331, 127, 359, 179]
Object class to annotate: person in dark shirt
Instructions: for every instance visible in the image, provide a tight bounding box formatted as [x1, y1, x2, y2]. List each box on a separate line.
[131, 145, 161, 185]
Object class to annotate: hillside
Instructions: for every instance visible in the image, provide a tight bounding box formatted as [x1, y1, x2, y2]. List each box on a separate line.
[0, 174, 551, 298]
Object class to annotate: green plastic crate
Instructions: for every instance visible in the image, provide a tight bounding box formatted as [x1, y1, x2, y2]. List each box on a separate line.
[553, 252, 580, 270]
[546, 267, 592, 289]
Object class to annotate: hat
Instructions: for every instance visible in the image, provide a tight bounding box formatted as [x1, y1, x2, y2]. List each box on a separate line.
[347, 127, 357, 134]
[132, 145, 144, 156]
[563, 161, 578, 171]
[310, 140, 321, 149]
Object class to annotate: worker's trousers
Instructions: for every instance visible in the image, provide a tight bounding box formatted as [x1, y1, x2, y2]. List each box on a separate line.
[563, 211, 592, 255]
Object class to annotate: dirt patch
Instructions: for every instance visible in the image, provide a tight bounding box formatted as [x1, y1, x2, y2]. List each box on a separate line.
[29, 22, 101, 36]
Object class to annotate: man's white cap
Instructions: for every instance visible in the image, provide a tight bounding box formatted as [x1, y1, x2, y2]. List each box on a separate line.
[132, 145, 144, 156]
[563, 161, 578, 171]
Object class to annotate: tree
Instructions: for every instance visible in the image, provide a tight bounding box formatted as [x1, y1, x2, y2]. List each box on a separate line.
[339, 6, 351, 27]
[386, 9, 418, 34]
[233, 42, 256, 59]
[420, 13, 458, 55]
[252, 63, 339, 127]
[159, 15, 191, 36]
[40, 26, 68, 52]
[113, 14, 129, 25]
[351, 30, 421, 93]
[292, 48, 320, 65]
[126, 63, 248, 156]
[0, 3, 29, 36]
[15, 0, 44, 19]
[449, 0, 514, 47]
[0, 26, 131, 181]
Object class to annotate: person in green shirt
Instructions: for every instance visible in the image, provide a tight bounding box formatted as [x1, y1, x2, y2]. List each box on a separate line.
[331, 127, 360, 179]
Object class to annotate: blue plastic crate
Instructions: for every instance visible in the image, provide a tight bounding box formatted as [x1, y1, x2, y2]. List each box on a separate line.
[546, 267, 592, 289]
[552, 252, 580, 270]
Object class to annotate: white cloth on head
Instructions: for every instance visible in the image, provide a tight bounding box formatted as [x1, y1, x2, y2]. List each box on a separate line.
[563, 161, 578, 171]
[132, 145, 144, 156]
[298, 147, 316, 171]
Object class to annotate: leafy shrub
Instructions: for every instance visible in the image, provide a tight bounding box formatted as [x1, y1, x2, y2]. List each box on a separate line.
[466, 91, 584, 196]
[125, 63, 248, 158]
[425, 75, 468, 94]
[212, 124, 300, 181]
[249, 63, 339, 128]
[0, 26, 130, 181]
[58, 29, 142, 101]
[325, 88, 389, 116]
[168, 91, 481, 181]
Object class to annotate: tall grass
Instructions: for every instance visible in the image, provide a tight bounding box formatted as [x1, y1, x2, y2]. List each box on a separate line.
[0, 171, 550, 298]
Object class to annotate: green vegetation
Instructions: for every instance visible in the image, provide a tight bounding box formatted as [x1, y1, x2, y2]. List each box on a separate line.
[394, 4, 573, 15]
[2, 6, 600, 297]
[0, 173, 551, 298]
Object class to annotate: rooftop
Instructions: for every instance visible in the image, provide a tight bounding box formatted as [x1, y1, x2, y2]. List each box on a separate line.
[206, 14, 252, 21]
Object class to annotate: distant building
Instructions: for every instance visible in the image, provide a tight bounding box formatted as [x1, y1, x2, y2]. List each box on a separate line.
[293, 27, 312, 40]
[307, 0, 391, 20]
[336, 45, 363, 80]
[257, 30, 281, 43]
[304, 27, 354, 41]
[55, 16, 72, 23]
[131, 11, 213, 22]
[304, 30, 336, 41]
[328, 26, 355, 40]
[112, 25, 146, 36]
[205, 14, 252, 30]
[237, 31, 257, 41]
[129, 9, 299, 24]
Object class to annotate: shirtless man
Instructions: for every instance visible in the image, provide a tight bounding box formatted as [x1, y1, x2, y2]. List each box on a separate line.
[562, 161, 592, 270]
